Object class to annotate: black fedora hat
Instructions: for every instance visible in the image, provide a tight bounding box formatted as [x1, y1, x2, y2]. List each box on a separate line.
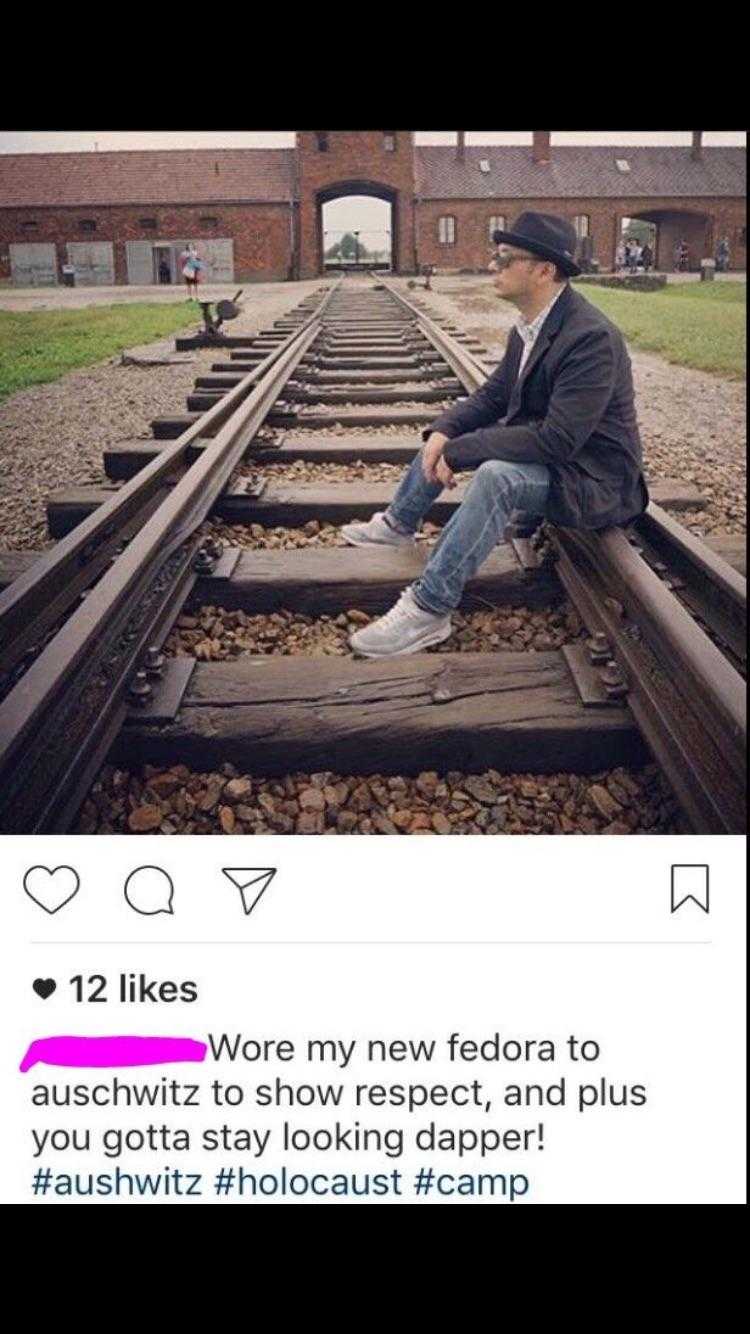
[492, 211, 581, 277]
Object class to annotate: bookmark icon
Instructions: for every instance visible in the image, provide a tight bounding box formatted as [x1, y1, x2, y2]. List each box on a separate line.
[670, 865, 710, 913]
[222, 868, 276, 916]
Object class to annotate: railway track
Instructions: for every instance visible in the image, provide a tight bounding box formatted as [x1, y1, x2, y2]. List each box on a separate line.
[0, 276, 745, 834]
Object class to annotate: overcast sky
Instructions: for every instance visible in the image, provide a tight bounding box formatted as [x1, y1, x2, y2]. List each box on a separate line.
[0, 130, 745, 153]
[2, 130, 744, 240]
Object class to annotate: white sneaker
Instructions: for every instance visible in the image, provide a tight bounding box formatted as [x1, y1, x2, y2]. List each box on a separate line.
[341, 510, 415, 548]
[349, 587, 452, 658]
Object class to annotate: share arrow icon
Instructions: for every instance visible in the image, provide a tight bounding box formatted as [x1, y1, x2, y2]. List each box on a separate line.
[222, 867, 276, 916]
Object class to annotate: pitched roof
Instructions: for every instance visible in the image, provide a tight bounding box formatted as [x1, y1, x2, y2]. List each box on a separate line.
[0, 143, 744, 210]
[0, 148, 296, 207]
[413, 145, 746, 199]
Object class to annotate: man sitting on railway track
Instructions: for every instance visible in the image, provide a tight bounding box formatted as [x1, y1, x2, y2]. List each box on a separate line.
[342, 211, 649, 658]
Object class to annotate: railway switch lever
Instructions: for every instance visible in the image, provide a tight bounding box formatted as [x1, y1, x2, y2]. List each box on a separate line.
[198, 289, 244, 341]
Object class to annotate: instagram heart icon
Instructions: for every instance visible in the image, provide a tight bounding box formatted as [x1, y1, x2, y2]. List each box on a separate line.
[23, 866, 81, 915]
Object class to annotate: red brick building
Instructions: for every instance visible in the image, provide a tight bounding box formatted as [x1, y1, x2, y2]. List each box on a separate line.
[0, 131, 744, 285]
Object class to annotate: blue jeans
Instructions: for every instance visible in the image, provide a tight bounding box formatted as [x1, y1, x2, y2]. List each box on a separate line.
[387, 450, 552, 615]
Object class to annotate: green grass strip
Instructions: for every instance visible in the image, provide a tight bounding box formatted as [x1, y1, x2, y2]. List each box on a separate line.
[572, 280, 746, 378]
[0, 302, 201, 403]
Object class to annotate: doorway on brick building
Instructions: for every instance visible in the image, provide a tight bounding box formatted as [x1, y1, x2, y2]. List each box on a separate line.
[152, 244, 177, 284]
[317, 183, 396, 273]
[620, 218, 657, 271]
[622, 210, 710, 273]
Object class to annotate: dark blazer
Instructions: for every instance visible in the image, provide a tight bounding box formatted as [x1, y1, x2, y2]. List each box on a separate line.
[430, 284, 649, 529]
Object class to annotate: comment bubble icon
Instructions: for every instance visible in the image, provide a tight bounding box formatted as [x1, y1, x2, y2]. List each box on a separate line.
[124, 866, 175, 916]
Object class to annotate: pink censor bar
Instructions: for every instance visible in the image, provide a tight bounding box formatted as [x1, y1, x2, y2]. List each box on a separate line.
[20, 1036, 208, 1073]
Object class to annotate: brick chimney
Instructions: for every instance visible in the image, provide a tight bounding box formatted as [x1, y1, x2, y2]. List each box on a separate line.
[532, 130, 551, 164]
[691, 130, 703, 161]
[456, 131, 465, 160]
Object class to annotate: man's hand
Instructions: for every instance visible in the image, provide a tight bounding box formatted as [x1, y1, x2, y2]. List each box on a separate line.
[435, 455, 456, 489]
[422, 432, 449, 483]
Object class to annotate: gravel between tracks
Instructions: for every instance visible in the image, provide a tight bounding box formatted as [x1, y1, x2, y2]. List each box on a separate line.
[3, 277, 723, 838]
[75, 761, 680, 835]
[281, 424, 425, 437]
[237, 459, 468, 486]
[198, 517, 444, 549]
[1, 275, 743, 548]
[305, 380, 436, 392]
[165, 601, 583, 661]
[0, 280, 329, 551]
[297, 400, 453, 415]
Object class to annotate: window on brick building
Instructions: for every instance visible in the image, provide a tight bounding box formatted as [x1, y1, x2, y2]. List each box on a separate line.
[438, 216, 456, 245]
[739, 227, 746, 245]
[139, 217, 157, 230]
[573, 215, 590, 238]
[78, 219, 97, 233]
[315, 132, 329, 152]
[200, 216, 219, 227]
[489, 215, 506, 239]
[383, 132, 396, 152]
[21, 220, 39, 231]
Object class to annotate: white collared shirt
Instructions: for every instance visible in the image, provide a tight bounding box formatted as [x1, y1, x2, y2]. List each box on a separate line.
[515, 284, 567, 378]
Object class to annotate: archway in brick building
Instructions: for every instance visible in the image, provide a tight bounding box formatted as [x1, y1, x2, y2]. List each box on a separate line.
[624, 209, 711, 272]
[315, 180, 398, 274]
[323, 196, 392, 270]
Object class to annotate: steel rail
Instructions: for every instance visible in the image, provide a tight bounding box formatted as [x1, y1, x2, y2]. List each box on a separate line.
[584, 525, 745, 744]
[639, 502, 746, 607]
[0, 287, 338, 833]
[0, 280, 340, 690]
[632, 502, 746, 668]
[376, 277, 490, 392]
[377, 276, 747, 832]
[552, 526, 745, 832]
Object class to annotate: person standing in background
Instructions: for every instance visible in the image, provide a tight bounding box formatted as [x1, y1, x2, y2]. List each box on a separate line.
[181, 243, 201, 300]
[715, 237, 730, 272]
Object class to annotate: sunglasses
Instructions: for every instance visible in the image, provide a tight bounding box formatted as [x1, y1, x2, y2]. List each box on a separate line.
[491, 249, 541, 270]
